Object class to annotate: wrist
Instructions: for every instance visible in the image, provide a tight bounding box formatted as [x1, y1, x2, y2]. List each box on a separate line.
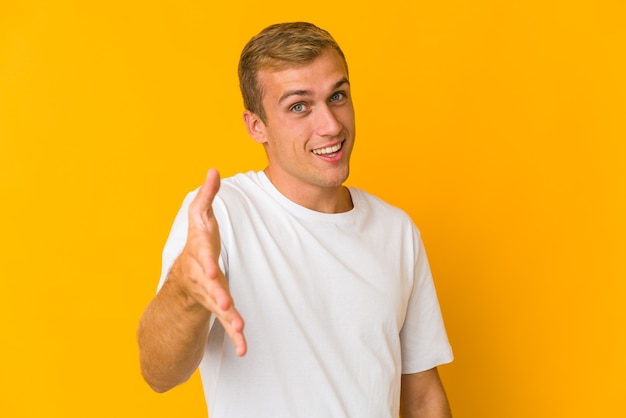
[166, 256, 209, 314]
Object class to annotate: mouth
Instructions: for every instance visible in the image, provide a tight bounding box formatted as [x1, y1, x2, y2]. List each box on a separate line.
[311, 141, 344, 157]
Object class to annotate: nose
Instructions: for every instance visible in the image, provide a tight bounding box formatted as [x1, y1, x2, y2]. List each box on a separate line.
[315, 104, 342, 137]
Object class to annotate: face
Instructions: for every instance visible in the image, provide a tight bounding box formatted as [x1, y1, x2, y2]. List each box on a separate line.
[244, 50, 355, 198]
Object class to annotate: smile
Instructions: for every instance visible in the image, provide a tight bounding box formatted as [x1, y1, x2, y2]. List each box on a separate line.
[312, 141, 343, 156]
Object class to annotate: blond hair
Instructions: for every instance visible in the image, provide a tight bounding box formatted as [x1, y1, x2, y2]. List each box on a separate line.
[238, 22, 348, 123]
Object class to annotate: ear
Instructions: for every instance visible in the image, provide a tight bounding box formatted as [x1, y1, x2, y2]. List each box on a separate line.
[243, 110, 267, 144]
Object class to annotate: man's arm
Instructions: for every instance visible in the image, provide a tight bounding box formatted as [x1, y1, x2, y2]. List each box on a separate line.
[400, 367, 452, 418]
[137, 169, 247, 393]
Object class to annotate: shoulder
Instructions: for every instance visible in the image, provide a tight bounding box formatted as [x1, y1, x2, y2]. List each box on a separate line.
[216, 171, 267, 208]
[349, 187, 424, 249]
[219, 170, 262, 193]
[175, 171, 265, 219]
[351, 187, 415, 226]
[211, 171, 282, 224]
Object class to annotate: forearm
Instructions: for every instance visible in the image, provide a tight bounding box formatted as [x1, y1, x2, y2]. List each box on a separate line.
[400, 393, 451, 418]
[137, 264, 212, 392]
[400, 368, 452, 418]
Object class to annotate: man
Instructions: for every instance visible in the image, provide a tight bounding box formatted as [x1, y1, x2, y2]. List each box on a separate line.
[138, 22, 453, 417]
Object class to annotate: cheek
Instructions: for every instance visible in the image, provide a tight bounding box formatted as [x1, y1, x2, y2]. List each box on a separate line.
[336, 106, 355, 126]
[280, 125, 310, 147]
[267, 132, 300, 158]
[266, 118, 313, 152]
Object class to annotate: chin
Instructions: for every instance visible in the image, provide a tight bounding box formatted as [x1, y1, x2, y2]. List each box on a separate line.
[321, 168, 350, 188]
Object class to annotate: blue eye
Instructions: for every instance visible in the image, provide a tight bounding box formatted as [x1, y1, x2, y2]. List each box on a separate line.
[330, 92, 344, 102]
[291, 103, 306, 113]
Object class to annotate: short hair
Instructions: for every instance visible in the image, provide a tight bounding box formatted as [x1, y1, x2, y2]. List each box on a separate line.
[238, 22, 348, 123]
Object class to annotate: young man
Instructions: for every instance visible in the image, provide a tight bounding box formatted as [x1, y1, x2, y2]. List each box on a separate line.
[138, 22, 453, 417]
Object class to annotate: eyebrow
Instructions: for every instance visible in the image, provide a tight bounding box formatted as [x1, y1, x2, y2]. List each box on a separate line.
[277, 77, 350, 104]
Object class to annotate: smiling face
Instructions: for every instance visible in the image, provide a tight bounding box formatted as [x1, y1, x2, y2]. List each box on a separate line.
[243, 49, 355, 208]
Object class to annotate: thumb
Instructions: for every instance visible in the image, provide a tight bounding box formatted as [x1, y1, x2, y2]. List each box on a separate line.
[190, 168, 221, 218]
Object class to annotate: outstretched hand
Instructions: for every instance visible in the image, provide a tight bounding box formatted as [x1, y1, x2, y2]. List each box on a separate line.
[177, 169, 247, 356]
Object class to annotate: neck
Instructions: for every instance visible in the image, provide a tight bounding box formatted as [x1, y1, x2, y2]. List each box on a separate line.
[264, 169, 353, 214]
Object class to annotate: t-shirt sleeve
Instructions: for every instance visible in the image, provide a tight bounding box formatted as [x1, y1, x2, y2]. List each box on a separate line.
[156, 190, 197, 292]
[399, 227, 453, 374]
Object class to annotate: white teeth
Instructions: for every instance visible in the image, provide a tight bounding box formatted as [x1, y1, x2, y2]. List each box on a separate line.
[312, 142, 343, 155]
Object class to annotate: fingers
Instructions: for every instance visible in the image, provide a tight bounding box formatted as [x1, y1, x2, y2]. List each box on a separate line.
[219, 311, 247, 357]
[189, 261, 247, 357]
[206, 283, 248, 357]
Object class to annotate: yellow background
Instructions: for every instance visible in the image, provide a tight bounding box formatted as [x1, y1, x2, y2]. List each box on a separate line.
[1, 1, 624, 416]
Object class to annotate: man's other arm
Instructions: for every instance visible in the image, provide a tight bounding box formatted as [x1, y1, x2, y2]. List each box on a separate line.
[400, 367, 452, 418]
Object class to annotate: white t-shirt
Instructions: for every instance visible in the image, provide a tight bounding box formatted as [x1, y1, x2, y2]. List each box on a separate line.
[158, 171, 453, 418]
